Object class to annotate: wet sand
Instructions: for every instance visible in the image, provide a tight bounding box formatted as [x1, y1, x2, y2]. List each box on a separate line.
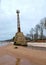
[0, 42, 46, 65]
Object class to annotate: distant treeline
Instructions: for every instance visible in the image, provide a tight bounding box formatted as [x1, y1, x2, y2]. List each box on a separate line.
[26, 17, 46, 42]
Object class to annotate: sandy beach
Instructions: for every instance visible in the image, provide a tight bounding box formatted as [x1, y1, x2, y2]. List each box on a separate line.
[0, 42, 46, 65]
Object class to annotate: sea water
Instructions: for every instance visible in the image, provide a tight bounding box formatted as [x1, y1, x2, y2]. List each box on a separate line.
[0, 42, 9, 46]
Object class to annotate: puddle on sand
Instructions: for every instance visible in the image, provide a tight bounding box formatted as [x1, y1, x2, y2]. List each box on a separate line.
[0, 55, 31, 65]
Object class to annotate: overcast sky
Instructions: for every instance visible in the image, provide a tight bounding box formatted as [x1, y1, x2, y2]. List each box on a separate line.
[0, 0, 46, 40]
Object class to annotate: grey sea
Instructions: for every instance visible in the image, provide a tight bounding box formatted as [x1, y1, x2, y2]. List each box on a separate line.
[0, 42, 10, 46]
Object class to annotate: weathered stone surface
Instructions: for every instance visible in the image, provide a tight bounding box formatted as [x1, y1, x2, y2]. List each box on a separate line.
[14, 32, 27, 46]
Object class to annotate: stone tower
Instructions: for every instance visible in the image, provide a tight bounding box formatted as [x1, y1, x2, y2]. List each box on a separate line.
[14, 10, 27, 46]
[16, 10, 21, 32]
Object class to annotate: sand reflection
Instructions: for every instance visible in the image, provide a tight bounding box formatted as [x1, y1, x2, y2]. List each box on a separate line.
[0, 55, 31, 65]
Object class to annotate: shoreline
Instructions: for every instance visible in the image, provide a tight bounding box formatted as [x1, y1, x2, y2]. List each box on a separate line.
[0, 42, 46, 65]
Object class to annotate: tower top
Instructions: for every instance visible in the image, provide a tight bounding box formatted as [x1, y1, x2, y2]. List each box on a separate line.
[16, 10, 20, 13]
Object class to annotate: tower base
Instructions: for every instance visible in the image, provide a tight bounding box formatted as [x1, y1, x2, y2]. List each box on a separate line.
[14, 32, 27, 46]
